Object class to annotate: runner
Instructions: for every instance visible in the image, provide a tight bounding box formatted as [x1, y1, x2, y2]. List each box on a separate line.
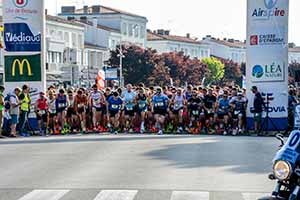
[122, 84, 136, 133]
[135, 87, 148, 133]
[74, 89, 88, 133]
[170, 88, 185, 133]
[107, 91, 123, 134]
[35, 92, 48, 136]
[89, 84, 105, 132]
[55, 89, 68, 134]
[187, 89, 202, 134]
[47, 90, 57, 135]
[151, 87, 169, 135]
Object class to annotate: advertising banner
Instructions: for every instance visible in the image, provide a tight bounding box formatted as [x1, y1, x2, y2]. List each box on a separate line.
[3, 0, 45, 93]
[246, 0, 289, 130]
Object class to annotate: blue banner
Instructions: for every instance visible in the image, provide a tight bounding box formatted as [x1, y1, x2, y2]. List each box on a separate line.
[4, 23, 41, 52]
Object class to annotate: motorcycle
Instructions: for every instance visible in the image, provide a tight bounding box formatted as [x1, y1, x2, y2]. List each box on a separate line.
[259, 130, 300, 200]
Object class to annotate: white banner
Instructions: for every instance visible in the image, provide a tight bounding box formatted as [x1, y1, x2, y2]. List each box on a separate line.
[246, 0, 289, 130]
[3, 0, 46, 93]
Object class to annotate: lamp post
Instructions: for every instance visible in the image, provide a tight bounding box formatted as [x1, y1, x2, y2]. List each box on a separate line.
[117, 45, 125, 87]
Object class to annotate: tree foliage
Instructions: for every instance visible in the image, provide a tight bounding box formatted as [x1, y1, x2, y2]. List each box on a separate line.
[202, 57, 225, 85]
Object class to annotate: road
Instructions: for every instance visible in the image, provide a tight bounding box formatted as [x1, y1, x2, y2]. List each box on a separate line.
[0, 134, 278, 200]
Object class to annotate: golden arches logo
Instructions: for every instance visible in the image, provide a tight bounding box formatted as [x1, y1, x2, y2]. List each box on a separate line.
[12, 59, 33, 77]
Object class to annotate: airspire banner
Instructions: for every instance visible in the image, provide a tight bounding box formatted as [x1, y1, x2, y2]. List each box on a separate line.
[246, 0, 289, 130]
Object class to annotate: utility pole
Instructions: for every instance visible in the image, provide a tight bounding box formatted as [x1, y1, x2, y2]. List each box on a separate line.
[117, 45, 125, 87]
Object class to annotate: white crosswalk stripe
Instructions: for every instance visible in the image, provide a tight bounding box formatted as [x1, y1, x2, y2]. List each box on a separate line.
[171, 191, 209, 200]
[93, 190, 138, 200]
[18, 190, 69, 200]
[242, 192, 270, 200]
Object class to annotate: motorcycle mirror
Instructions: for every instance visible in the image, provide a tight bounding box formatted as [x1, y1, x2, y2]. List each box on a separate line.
[275, 134, 285, 146]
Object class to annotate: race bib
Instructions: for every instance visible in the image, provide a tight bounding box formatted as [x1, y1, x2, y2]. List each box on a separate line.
[234, 110, 240, 115]
[207, 109, 213, 114]
[192, 110, 199, 115]
[139, 103, 146, 108]
[174, 103, 181, 110]
[49, 109, 56, 114]
[112, 104, 119, 109]
[78, 104, 84, 108]
[94, 98, 100, 104]
[58, 103, 65, 108]
[39, 110, 46, 115]
[155, 102, 164, 107]
[126, 104, 134, 111]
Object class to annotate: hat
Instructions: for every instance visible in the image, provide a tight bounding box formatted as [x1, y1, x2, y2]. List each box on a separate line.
[39, 92, 45, 95]
[238, 92, 243, 96]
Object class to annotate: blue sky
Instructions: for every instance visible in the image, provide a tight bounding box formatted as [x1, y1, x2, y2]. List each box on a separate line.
[47, 0, 300, 45]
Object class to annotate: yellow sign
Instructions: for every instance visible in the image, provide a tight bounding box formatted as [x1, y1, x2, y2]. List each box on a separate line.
[12, 59, 33, 77]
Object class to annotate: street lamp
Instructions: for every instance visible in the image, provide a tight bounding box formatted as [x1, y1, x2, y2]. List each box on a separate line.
[117, 45, 125, 87]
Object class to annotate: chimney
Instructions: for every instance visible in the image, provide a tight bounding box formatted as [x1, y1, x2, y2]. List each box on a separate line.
[223, 38, 227, 41]
[92, 5, 101, 13]
[186, 33, 190, 38]
[83, 6, 88, 14]
[157, 29, 164, 35]
[61, 6, 75, 14]
[80, 16, 87, 23]
[164, 30, 170, 35]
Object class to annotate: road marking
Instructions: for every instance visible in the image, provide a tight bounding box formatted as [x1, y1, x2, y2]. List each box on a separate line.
[171, 191, 209, 200]
[242, 192, 270, 200]
[18, 190, 69, 200]
[93, 190, 138, 200]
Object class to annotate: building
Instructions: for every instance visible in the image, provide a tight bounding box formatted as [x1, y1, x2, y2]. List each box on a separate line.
[59, 5, 148, 48]
[289, 43, 300, 63]
[202, 36, 246, 64]
[46, 15, 85, 86]
[147, 30, 210, 59]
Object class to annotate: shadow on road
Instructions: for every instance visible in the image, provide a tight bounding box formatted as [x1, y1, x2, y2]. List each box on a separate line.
[143, 139, 276, 174]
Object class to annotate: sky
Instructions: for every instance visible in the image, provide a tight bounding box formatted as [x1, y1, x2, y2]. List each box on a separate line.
[46, 0, 300, 45]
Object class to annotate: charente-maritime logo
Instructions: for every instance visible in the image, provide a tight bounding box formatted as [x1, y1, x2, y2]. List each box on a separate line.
[252, 0, 285, 19]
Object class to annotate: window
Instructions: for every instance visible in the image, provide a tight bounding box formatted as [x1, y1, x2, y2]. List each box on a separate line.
[57, 31, 63, 40]
[129, 24, 133, 37]
[72, 33, 77, 47]
[134, 25, 139, 38]
[64, 32, 69, 44]
[50, 29, 55, 36]
[78, 34, 83, 49]
[140, 26, 145, 39]
[122, 23, 127, 35]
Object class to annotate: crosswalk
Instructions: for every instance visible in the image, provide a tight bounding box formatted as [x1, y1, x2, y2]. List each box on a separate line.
[2, 189, 270, 200]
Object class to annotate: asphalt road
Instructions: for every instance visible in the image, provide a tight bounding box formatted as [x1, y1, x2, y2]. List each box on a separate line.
[0, 134, 279, 200]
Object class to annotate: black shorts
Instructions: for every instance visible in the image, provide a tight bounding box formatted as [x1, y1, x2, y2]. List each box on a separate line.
[232, 111, 245, 119]
[57, 108, 66, 113]
[67, 108, 75, 117]
[125, 109, 135, 117]
[37, 113, 47, 122]
[218, 112, 229, 119]
[49, 112, 56, 118]
[154, 109, 167, 116]
[93, 107, 102, 112]
[109, 110, 119, 118]
[77, 107, 85, 114]
[172, 107, 183, 115]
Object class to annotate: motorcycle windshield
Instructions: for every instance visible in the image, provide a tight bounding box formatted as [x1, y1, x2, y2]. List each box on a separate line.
[273, 130, 300, 166]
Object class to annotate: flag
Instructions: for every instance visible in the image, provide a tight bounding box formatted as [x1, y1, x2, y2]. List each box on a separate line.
[96, 70, 105, 89]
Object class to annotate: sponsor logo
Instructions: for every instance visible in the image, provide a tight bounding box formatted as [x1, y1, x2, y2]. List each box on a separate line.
[250, 34, 284, 46]
[252, 0, 285, 20]
[4, 23, 41, 52]
[252, 62, 285, 82]
[11, 59, 32, 77]
[250, 35, 258, 45]
[262, 93, 286, 113]
[4, 54, 41, 82]
[252, 65, 264, 78]
[13, 0, 28, 8]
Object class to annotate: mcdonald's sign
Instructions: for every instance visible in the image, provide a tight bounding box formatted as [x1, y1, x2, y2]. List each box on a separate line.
[5, 54, 41, 82]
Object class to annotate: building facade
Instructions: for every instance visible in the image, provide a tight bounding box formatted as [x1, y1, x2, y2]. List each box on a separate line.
[147, 30, 210, 59]
[46, 15, 85, 86]
[202, 36, 246, 64]
[59, 5, 148, 48]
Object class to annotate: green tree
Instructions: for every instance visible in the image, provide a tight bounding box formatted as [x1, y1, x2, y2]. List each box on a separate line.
[202, 57, 225, 85]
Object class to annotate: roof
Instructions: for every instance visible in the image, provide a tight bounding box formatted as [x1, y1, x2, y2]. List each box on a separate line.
[76, 5, 146, 19]
[46, 15, 84, 28]
[289, 47, 300, 53]
[204, 37, 246, 49]
[78, 20, 120, 33]
[84, 43, 107, 50]
[147, 31, 205, 45]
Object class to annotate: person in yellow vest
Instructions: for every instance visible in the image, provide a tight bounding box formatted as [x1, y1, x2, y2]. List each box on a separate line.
[18, 85, 31, 137]
[0, 86, 5, 138]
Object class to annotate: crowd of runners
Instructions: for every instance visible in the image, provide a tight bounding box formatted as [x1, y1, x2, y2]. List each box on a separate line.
[0, 83, 298, 138]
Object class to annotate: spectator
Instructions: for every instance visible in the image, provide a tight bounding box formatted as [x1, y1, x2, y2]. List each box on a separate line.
[18, 85, 31, 137]
[9, 87, 21, 137]
[0, 86, 5, 138]
[251, 86, 265, 133]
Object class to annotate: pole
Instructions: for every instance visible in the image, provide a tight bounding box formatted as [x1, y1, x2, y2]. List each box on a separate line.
[119, 46, 123, 87]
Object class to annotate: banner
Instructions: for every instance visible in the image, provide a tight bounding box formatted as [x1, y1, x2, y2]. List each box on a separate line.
[246, 0, 289, 130]
[3, 0, 45, 93]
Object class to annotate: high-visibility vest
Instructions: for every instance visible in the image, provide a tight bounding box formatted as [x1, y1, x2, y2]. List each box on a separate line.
[21, 93, 31, 112]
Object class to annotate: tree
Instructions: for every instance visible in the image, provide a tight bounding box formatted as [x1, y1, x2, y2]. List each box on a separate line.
[202, 57, 225, 86]
[108, 45, 157, 85]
